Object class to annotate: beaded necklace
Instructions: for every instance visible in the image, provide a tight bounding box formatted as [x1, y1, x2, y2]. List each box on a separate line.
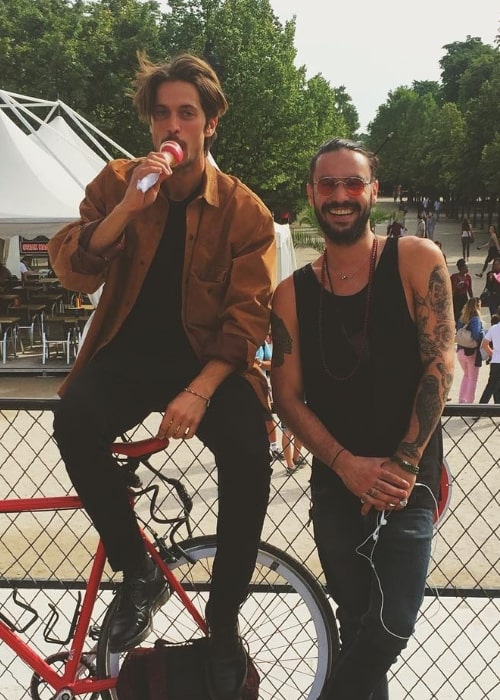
[319, 237, 378, 381]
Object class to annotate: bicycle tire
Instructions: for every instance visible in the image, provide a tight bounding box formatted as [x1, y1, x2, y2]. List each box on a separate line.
[97, 535, 338, 700]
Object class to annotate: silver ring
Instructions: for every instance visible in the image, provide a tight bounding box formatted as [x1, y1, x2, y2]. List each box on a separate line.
[399, 498, 408, 508]
[360, 498, 365, 504]
[368, 487, 376, 497]
[388, 502, 396, 508]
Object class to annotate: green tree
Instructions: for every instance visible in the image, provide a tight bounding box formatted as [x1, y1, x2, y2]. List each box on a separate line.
[0, 0, 87, 99]
[366, 86, 422, 196]
[73, 0, 167, 154]
[439, 36, 495, 104]
[0, 0, 167, 155]
[334, 85, 359, 135]
[159, 0, 348, 214]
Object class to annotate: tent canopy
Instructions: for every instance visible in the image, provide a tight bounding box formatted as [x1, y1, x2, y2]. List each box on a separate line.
[0, 90, 132, 239]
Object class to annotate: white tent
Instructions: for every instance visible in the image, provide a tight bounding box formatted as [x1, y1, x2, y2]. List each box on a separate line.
[29, 114, 107, 189]
[0, 108, 88, 237]
[274, 223, 297, 282]
[0, 90, 132, 240]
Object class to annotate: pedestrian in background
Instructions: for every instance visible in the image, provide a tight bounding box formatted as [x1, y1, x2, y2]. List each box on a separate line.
[481, 257, 500, 319]
[455, 298, 483, 404]
[476, 224, 500, 278]
[460, 216, 473, 261]
[415, 213, 427, 238]
[478, 314, 500, 404]
[450, 259, 473, 324]
[433, 198, 441, 221]
[426, 210, 436, 241]
[255, 335, 281, 459]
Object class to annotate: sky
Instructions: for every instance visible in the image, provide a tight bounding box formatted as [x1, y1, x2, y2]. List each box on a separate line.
[268, 0, 500, 131]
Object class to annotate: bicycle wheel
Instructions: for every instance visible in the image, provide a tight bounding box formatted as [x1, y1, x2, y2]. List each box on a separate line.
[97, 535, 337, 700]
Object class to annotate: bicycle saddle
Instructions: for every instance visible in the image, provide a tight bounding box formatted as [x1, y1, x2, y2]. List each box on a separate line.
[111, 437, 170, 458]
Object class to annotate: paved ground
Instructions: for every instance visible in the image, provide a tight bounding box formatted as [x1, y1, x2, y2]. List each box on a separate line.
[0, 198, 494, 400]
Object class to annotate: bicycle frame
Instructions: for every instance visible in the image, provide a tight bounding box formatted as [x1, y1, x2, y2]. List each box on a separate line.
[0, 492, 207, 697]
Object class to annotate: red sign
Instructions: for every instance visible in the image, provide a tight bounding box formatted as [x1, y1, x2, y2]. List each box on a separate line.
[19, 237, 49, 255]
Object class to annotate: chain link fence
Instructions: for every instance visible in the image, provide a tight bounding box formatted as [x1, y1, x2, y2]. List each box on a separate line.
[0, 399, 498, 699]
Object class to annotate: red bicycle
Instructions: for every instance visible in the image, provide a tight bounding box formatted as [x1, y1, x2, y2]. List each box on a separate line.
[0, 437, 338, 700]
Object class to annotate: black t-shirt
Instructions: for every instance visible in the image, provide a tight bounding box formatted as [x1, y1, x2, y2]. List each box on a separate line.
[98, 192, 201, 377]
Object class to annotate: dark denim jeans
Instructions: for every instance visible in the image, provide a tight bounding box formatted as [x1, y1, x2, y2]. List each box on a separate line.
[311, 469, 434, 700]
[52, 354, 272, 622]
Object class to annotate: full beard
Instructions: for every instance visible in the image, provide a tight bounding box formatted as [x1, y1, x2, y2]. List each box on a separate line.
[315, 202, 372, 246]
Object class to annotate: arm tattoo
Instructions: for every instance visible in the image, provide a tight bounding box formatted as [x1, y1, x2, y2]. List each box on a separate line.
[399, 264, 454, 458]
[415, 264, 454, 368]
[399, 375, 443, 458]
[270, 311, 292, 368]
[437, 361, 453, 397]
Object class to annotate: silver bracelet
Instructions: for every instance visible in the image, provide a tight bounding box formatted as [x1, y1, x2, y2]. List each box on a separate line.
[183, 387, 211, 408]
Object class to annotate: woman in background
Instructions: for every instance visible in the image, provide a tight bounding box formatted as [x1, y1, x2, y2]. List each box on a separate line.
[460, 216, 473, 261]
[483, 257, 500, 319]
[450, 258, 473, 324]
[476, 225, 500, 278]
[455, 297, 483, 403]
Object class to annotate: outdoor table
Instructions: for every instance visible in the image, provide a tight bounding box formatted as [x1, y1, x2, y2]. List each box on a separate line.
[39, 278, 62, 291]
[32, 293, 63, 301]
[50, 314, 91, 329]
[0, 316, 21, 361]
[64, 304, 94, 316]
[40, 278, 61, 284]
[51, 315, 80, 324]
[13, 303, 46, 321]
[0, 315, 20, 325]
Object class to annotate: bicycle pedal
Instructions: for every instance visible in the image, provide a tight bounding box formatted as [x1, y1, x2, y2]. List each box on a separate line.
[88, 623, 101, 641]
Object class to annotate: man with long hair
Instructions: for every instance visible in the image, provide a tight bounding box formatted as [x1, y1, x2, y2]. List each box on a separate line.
[49, 52, 275, 700]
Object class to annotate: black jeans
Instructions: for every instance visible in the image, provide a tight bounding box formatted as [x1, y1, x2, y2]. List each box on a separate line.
[52, 353, 272, 621]
[461, 236, 471, 260]
[478, 362, 500, 404]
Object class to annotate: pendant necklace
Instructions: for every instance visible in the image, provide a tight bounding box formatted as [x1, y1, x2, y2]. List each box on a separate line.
[319, 237, 378, 381]
[331, 265, 362, 281]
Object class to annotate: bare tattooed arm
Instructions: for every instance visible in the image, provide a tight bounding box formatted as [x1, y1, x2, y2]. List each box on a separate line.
[396, 244, 455, 461]
[270, 311, 291, 368]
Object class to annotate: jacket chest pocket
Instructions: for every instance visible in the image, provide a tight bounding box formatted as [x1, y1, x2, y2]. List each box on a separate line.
[187, 266, 230, 325]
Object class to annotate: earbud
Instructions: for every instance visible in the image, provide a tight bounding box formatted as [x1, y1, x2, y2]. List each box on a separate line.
[380, 515, 387, 526]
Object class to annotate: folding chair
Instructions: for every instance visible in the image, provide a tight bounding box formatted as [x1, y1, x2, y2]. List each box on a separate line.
[42, 318, 72, 364]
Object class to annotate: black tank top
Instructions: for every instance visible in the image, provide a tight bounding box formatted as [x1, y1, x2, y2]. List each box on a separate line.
[294, 237, 442, 509]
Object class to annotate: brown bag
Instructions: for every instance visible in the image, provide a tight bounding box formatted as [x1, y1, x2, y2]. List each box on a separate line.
[116, 638, 260, 700]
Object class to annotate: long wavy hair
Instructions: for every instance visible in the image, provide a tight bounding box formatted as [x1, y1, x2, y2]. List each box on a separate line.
[459, 297, 481, 324]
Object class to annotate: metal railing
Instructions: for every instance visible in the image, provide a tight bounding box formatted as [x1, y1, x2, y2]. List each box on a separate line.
[0, 399, 498, 699]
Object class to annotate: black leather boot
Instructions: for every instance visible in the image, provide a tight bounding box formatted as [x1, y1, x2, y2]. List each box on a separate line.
[108, 561, 169, 653]
[204, 612, 247, 700]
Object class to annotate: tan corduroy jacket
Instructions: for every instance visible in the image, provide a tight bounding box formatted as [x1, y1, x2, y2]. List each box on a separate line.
[48, 159, 276, 407]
